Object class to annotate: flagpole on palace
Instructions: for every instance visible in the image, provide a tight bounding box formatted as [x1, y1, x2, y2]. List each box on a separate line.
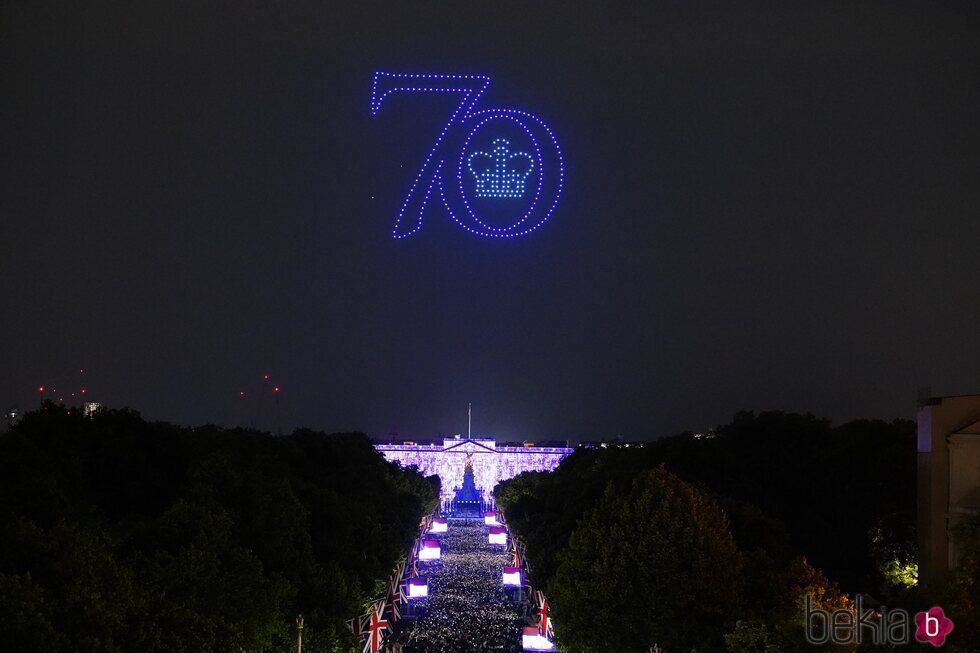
[468, 403, 472, 439]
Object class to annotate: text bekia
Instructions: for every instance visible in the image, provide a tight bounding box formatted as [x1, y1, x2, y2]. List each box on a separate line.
[805, 595, 953, 647]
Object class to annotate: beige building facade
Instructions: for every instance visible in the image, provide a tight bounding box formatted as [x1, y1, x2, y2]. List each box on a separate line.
[918, 393, 980, 596]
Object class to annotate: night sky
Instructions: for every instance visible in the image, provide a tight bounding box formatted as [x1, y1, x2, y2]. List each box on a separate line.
[3, 2, 979, 441]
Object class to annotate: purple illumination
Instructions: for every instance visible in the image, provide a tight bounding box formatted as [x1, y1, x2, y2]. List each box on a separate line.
[484, 512, 500, 526]
[429, 518, 448, 534]
[370, 72, 564, 239]
[488, 527, 508, 546]
[407, 577, 429, 599]
[375, 439, 573, 507]
[522, 627, 555, 651]
[419, 540, 441, 561]
[502, 566, 522, 586]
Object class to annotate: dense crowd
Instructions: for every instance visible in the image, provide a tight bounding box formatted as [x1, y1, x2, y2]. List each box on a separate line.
[392, 519, 526, 653]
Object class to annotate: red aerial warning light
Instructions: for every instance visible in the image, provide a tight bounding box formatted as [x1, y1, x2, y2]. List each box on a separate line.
[38, 386, 45, 393]
[239, 390, 246, 398]
[274, 386, 281, 393]
[263, 374, 270, 380]
[81, 388, 87, 395]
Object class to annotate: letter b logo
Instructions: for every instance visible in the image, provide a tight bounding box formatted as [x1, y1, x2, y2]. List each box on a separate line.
[915, 606, 954, 647]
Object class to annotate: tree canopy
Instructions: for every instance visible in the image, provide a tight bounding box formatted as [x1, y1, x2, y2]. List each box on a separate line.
[550, 466, 741, 652]
[496, 411, 912, 652]
[0, 404, 438, 652]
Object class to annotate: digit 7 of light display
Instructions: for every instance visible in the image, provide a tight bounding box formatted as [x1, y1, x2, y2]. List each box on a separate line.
[370, 72, 564, 239]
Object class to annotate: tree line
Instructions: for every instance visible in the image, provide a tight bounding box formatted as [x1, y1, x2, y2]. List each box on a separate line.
[494, 411, 949, 652]
[0, 404, 438, 652]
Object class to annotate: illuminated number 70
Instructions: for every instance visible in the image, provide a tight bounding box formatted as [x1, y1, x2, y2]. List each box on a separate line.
[370, 72, 564, 239]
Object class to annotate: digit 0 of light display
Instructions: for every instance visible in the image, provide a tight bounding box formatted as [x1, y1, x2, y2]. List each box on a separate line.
[370, 72, 564, 239]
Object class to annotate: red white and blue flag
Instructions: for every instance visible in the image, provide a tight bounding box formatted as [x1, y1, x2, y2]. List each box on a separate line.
[346, 613, 366, 636]
[534, 590, 554, 640]
[362, 600, 389, 653]
[386, 561, 406, 620]
[405, 539, 419, 577]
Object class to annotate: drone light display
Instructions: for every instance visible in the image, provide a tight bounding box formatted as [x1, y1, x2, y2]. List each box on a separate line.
[370, 72, 564, 239]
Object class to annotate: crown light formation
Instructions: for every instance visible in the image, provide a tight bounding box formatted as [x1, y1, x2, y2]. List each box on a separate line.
[468, 139, 534, 199]
[370, 71, 564, 239]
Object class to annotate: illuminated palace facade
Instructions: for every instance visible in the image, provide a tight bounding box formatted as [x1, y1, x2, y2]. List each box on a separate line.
[375, 438, 574, 512]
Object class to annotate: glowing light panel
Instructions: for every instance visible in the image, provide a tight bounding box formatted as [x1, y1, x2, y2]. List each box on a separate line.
[502, 566, 522, 586]
[418, 540, 441, 560]
[370, 72, 564, 239]
[488, 527, 508, 546]
[484, 512, 500, 526]
[407, 577, 429, 599]
[429, 518, 448, 534]
[522, 627, 555, 651]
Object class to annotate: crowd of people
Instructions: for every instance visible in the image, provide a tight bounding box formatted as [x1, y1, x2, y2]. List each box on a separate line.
[389, 519, 527, 653]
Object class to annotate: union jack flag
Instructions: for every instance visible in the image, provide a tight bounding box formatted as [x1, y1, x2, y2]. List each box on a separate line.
[346, 613, 366, 635]
[362, 600, 389, 653]
[386, 562, 406, 620]
[534, 590, 554, 639]
[405, 539, 419, 577]
[400, 554, 416, 586]
[511, 543, 522, 568]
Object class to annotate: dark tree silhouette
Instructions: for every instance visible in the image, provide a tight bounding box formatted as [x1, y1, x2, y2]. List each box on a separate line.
[0, 404, 438, 652]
